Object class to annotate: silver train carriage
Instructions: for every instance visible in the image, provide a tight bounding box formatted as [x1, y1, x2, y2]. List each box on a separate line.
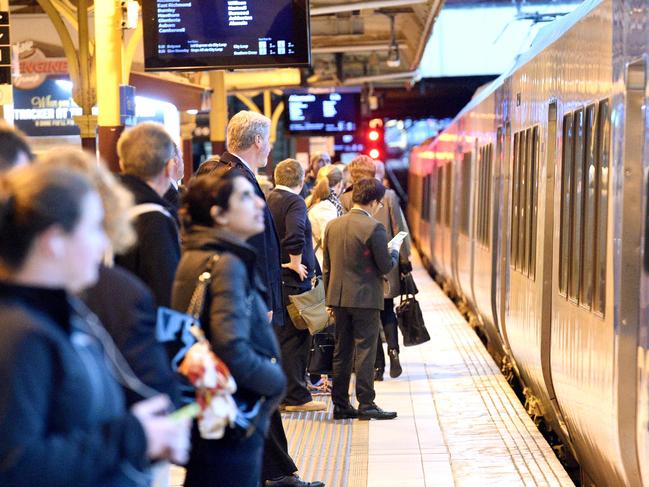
[408, 0, 649, 485]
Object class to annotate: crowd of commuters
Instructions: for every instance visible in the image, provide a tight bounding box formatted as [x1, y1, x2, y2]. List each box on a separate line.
[0, 111, 412, 486]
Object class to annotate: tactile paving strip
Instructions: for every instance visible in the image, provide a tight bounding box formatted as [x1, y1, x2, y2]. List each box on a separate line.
[412, 264, 574, 487]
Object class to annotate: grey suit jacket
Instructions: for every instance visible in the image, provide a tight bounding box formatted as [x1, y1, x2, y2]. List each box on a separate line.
[323, 209, 398, 310]
[341, 188, 410, 298]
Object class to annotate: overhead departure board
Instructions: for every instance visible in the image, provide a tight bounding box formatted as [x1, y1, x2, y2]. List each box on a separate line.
[284, 89, 361, 135]
[143, 0, 311, 71]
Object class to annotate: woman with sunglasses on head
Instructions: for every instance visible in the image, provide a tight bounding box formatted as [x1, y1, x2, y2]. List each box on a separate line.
[0, 165, 189, 487]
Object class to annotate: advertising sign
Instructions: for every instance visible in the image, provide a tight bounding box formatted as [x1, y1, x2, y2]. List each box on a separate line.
[13, 78, 81, 136]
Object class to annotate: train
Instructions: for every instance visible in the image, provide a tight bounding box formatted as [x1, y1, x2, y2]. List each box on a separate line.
[407, 0, 649, 485]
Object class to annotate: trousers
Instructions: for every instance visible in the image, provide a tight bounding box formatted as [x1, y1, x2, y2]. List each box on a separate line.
[261, 408, 298, 481]
[277, 285, 313, 405]
[375, 298, 399, 370]
[331, 307, 381, 408]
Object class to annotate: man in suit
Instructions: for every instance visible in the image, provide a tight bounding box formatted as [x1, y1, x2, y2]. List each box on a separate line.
[324, 178, 401, 420]
[267, 159, 326, 412]
[340, 156, 411, 380]
[211, 111, 324, 487]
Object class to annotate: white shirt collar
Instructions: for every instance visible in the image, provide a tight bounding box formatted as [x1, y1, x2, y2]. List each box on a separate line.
[275, 184, 297, 194]
[230, 152, 255, 174]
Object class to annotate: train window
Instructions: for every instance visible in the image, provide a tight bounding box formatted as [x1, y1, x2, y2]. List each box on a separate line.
[476, 144, 493, 248]
[435, 166, 443, 224]
[510, 126, 539, 278]
[511, 132, 520, 268]
[569, 109, 585, 301]
[518, 129, 527, 273]
[559, 112, 574, 295]
[444, 163, 452, 226]
[523, 128, 533, 276]
[460, 152, 472, 235]
[580, 104, 598, 308]
[594, 99, 610, 315]
[529, 127, 539, 279]
[486, 144, 493, 248]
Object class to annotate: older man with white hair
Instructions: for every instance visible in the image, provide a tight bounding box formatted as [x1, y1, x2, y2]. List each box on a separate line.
[211, 111, 325, 487]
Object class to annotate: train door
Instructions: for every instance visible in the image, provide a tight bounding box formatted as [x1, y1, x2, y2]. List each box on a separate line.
[540, 102, 571, 443]
[620, 58, 646, 487]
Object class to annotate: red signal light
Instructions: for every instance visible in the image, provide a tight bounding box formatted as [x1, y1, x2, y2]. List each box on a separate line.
[368, 130, 380, 142]
[369, 148, 381, 159]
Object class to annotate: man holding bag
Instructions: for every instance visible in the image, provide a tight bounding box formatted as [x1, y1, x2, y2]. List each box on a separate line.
[267, 159, 326, 412]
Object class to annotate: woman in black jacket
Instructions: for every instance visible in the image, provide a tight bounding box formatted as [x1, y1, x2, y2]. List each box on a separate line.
[0, 165, 189, 487]
[172, 169, 286, 487]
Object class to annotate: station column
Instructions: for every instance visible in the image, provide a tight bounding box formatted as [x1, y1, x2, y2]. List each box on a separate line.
[210, 70, 227, 156]
[94, 0, 123, 171]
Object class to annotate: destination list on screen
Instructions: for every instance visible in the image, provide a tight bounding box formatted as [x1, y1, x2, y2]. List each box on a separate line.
[287, 92, 358, 134]
[154, 0, 297, 59]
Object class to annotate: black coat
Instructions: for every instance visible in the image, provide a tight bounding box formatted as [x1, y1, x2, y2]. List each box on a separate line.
[209, 152, 284, 326]
[115, 174, 181, 308]
[0, 283, 148, 487]
[82, 265, 181, 407]
[171, 225, 286, 435]
[267, 188, 316, 290]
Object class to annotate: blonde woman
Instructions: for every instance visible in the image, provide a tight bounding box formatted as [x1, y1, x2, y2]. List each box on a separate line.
[39, 148, 181, 407]
[307, 165, 345, 266]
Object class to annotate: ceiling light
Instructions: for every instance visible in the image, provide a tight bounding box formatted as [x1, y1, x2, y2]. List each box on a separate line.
[386, 14, 401, 68]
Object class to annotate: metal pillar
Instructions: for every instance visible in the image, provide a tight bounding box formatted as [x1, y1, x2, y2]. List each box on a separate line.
[74, 0, 97, 152]
[94, 0, 123, 171]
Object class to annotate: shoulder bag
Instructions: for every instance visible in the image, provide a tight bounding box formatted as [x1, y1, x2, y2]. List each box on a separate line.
[287, 275, 330, 335]
[395, 275, 430, 347]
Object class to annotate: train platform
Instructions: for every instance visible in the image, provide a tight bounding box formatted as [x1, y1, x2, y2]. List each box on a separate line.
[171, 254, 574, 486]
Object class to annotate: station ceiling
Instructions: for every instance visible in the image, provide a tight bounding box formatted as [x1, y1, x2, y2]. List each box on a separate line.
[8, 0, 582, 92]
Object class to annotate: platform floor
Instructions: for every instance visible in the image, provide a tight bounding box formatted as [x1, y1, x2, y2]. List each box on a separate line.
[171, 256, 574, 486]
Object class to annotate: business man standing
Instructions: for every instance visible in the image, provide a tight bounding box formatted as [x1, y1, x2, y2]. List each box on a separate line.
[323, 178, 400, 420]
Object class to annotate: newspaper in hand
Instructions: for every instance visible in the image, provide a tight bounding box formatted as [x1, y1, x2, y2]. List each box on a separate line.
[388, 231, 408, 252]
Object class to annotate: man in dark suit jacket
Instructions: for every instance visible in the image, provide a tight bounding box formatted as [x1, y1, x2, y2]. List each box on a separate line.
[323, 178, 400, 421]
[267, 159, 325, 413]
[209, 111, 323, 487]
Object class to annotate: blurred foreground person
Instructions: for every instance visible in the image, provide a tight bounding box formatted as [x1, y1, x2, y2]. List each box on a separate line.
[172, 170, 286, 487]
[115, 122, 181, 307]
[324, 178, 399, 421]
[0, 123, 34, 172]
[0, 165, 189, 487]
[39, 148, 181, 407]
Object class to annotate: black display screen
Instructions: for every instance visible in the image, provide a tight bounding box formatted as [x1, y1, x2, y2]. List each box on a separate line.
[284, 89, 361, 135]
[143, 0, 311, 71]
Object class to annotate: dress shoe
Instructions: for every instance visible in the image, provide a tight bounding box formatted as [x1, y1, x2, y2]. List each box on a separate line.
[358, 404, 397, 420]
[265, 474, 325, 487]
[374, 368, 384, 381]
[283, 400, 327, 412]
[388, 349, 402, 378]
[333, 405, 359, 420]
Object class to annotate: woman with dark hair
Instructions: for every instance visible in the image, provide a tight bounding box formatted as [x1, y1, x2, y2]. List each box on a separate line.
[299, 152, 331, 199]
[0, 165, 189, 487]
[172, 169, 286, 487]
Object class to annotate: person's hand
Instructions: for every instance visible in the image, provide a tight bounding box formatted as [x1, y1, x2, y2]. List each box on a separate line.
[131, 395, 191, 465]
[267, 310, 273, 323]
[282, 261, 308, 281]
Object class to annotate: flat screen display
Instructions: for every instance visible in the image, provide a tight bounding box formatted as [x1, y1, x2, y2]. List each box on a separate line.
[285, 89, 361, 135]
[143, 0, 311, 71]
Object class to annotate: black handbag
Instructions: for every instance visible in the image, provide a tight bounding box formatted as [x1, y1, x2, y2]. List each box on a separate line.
[307, 330, 335, 375]
[395, 278, 430, 346]
[157, 254, 266, 440]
